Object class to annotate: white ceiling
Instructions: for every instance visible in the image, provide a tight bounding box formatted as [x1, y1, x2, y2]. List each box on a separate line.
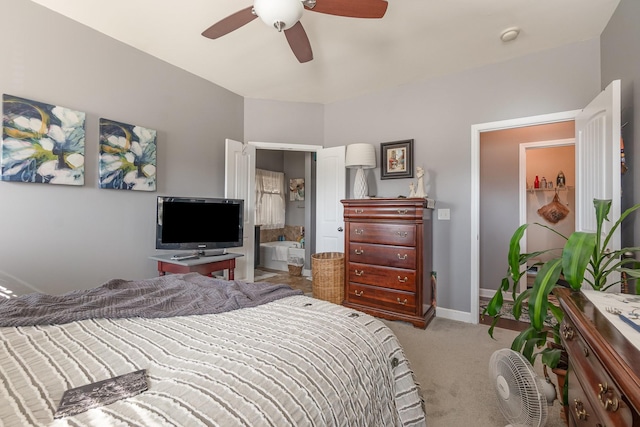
[30, 0, 620, 104]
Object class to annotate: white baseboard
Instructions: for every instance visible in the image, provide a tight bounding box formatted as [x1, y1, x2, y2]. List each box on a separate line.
[480, 287, 514, 302]
[436, 307, 475, 324]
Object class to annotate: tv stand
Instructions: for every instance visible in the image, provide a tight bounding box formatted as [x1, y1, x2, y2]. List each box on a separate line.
[149, 253, 243, 280]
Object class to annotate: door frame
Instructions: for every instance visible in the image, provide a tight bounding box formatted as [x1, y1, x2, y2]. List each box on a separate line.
[470, 110, 581, 324]
[249, 141, 323, 275]
[517, 138, 575, 293]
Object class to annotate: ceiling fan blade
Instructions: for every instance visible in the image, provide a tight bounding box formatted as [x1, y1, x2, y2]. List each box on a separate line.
[306, 0, 388, 18]
[202, 6, 257, 39]
[284, 22, 313, 63]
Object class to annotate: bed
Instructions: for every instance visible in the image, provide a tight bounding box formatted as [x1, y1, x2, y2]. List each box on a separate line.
[0, 273, 426, 426]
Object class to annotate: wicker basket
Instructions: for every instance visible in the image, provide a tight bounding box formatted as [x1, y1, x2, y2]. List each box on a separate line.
[311, 252, 345, 304]
[288, 264, 303, 276]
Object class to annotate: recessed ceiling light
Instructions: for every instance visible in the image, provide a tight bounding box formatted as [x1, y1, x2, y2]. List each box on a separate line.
[500, 27, 520, 42]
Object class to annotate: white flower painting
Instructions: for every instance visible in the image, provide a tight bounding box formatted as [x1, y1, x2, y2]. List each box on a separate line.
[99, 118, 157, 191]
[1, 94, 86, 185]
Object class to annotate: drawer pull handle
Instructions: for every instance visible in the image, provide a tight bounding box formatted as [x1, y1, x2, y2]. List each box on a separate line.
[355, 270, 364, 276]
[355, 229, 364, 235]
[397, 254, 408, 260]
[573, 399, 589, 420]
[397, 298, 408, 305]
[355, 249, 364, 255]
[354, 290, 363, 297]
[397, 276, 408, 283]
[396, 231, 408, 237]
[355, 209, 364, 213]
[598, 383, 620, 412]
[561, 324, 575, 341]
[397, 209, 408, 214]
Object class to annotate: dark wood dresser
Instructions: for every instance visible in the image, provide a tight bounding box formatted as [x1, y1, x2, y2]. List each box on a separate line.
[341, 198, 434, 328]
[556, 288, 640, 426]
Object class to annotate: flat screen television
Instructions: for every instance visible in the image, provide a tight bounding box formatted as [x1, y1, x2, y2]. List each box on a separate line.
[156, 196, 244, 256]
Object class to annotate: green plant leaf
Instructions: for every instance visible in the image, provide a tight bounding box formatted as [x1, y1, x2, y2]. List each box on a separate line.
[562, 232, 596, 290]
[548, 302, 564, 325]
[528, 258, 563, 330]
[540, 347, 562, 369]
[484, 286, 504, 317]
[512, 288, 531, 321]
[508, 224, 528, 282]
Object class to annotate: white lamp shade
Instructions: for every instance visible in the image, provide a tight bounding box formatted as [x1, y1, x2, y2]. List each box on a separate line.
[254, 0, 303, 31]
[345, 143, 376, 169]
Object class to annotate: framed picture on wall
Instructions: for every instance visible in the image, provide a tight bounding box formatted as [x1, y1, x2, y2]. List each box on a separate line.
[380, 139, 413, 179]
[289, 178, 304, 201]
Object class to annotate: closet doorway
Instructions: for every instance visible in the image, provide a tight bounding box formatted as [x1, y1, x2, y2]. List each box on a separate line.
[519, 139, 575, 292]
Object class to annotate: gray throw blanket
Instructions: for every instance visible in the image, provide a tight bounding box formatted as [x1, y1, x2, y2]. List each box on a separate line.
[0, 273, 302, 327]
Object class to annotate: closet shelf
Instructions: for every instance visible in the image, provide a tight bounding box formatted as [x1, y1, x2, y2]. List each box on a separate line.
[527, 186, 574, 193]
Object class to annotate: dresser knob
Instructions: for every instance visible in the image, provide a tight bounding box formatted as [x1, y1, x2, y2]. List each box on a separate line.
[354, 290, 363, 297]
[397, 254, 408, 260]
[355, 209, 364, 213]
[574, 399, 589, 420]
[397, 209, 408, 214]
[397, 298, 408, 305]
[355, 249, 364, 255]
[397, 276, 408, 283]
[598, 383, 620, 412]
[355, 270, 364, 276]
[561, 324, 575, 341]
[355, 229, 364, 235]
[396, 231, 408, 237]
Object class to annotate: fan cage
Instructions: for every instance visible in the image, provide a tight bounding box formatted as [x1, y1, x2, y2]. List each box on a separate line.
[489, 349, 548, 427]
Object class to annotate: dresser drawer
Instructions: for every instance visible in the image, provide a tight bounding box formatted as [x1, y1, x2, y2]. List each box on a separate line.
[347, 242, 416, 269]
[348, 262, 415, 292]
[344, 205, 421, 221]
[567, 370, 605, 426]
[346, 282, 416, 314]
[561, 318, 634, 427]
[349, 222, 416, 246]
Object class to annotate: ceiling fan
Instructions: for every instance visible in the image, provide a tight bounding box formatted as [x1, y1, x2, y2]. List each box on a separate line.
[201, 0, 388, 63]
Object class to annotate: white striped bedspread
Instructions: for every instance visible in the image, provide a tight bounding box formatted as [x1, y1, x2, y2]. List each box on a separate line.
[0, 295, 426, 426]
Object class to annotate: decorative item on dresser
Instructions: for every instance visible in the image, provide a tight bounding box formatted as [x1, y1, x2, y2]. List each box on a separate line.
[341, 198, 434, 328]
[556, 288, 640, 427]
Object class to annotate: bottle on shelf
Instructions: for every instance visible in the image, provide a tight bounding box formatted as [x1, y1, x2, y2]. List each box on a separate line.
[540, 176, 547, 189]
[534, 175, 540, 189]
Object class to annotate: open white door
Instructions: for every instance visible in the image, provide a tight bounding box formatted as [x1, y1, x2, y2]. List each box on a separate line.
[225, 138, 256, 282]
[575, 80, 621, 290]
[316, 146, 346, 253]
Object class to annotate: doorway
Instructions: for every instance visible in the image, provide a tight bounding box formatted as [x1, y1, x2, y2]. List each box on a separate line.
[470, 110, 581, 324]
[479, 127, 575, 301]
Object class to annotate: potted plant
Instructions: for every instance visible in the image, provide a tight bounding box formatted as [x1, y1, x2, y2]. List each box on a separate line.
[483, 198, 640, 406]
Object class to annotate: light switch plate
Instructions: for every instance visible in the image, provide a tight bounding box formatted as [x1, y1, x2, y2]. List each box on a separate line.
[437, 209, 450, 220]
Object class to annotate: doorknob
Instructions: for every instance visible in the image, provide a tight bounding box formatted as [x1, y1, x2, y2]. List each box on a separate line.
[337, 227, 343, 232]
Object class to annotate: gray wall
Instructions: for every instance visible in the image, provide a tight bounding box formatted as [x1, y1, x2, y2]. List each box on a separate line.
[4, 0, 633, 319]
[601, 0, 640, 248]
[0, 0, 243, 295]
[323, 39, 602, 313]
[479, 123, 575, 292]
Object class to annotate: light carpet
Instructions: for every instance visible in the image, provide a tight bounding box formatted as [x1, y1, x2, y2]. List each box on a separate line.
[384, 317, 566, 427]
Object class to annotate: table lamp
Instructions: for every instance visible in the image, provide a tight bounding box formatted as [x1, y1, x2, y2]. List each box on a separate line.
[345, 143, 376, 199]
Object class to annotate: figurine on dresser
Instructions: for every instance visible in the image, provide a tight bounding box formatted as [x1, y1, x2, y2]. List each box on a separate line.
[408, 182, 416, 198]
[414, 166, 427, 198]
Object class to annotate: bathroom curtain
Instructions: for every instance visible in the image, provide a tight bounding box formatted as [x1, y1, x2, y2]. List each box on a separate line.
[255, 169, 285, 229]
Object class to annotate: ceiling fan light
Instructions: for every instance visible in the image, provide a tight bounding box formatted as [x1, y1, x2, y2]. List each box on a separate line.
[254, 0, 303, 32]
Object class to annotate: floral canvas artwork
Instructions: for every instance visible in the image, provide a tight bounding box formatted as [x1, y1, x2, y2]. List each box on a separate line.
[289, 178, 304, 201]
[99, 118, 157, 191]
[1, 94, 86, 185]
